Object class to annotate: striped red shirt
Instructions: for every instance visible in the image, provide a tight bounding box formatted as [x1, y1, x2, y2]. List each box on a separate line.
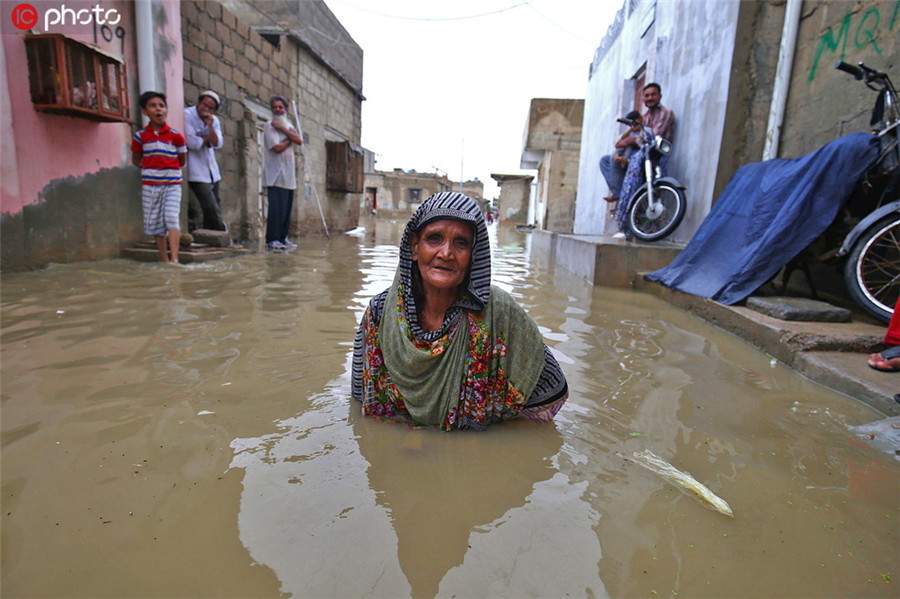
[131, 123, 187, 186]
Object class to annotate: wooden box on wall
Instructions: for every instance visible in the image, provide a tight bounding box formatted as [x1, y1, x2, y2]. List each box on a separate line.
[25, 34, 129, 123]
[326, 141, 364, 193]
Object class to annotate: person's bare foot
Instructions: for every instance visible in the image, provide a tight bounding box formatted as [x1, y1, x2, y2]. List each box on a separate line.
[867, 346, 900, 372]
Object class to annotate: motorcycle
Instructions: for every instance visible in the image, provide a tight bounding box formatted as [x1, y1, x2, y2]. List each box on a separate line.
[617, 119, 687, 241]
[834, 61, 899, 323]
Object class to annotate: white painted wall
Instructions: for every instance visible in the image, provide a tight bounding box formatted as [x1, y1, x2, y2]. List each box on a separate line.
[574, 0, 740, 243]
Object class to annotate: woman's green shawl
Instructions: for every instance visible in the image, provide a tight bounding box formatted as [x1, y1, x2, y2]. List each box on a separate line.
[379, 275, 545, 426]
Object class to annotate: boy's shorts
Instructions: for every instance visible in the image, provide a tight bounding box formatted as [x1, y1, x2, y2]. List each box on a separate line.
[142, 184, 181, 236]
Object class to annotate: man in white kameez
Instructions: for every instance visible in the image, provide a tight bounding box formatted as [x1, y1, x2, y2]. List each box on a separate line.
[263, 95, 303, 250]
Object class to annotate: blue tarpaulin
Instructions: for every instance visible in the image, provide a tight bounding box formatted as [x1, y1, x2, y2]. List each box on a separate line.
[646, 132, 879, 304]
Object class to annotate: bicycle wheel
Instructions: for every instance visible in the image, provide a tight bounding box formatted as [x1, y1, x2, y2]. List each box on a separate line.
[844, 213, 900, 322]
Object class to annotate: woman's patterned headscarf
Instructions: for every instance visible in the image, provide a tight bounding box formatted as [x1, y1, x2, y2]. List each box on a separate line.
[397, 191, 491, 339]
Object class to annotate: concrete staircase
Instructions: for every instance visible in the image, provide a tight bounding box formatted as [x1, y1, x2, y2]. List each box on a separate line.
[122, 240, 250, 263]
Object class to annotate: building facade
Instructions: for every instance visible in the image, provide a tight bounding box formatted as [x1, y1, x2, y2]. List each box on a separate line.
[1, 0, 183, 270]
[520, 98, 583, 233]
[363, 167, 484, 216]
[490, 174, 534, 224]
[1, 0, 363, 271]
[575, 0, 898, 243]
[574, 0, 740, 242]
[183, 0, 364, 241]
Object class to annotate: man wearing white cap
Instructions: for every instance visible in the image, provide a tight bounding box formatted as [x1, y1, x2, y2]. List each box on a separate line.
[184, 90, 227, 232]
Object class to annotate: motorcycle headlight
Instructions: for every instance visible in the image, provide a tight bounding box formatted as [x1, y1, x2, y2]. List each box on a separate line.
[656, 136, 672, 154]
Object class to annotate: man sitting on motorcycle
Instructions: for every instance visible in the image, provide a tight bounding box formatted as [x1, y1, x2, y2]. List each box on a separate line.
[600, 110, 644, 205]
[612, 83, 677, 239]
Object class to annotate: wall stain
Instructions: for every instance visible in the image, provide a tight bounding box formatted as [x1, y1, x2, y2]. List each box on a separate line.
[2, 167, 143, 271]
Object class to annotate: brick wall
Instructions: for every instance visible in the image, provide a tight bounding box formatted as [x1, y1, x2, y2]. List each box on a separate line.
[296, 48, 363, 233]
[181, 0, 362, 240]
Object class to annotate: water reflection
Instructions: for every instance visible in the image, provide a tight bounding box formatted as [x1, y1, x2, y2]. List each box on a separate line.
[353, 406, 574, 598]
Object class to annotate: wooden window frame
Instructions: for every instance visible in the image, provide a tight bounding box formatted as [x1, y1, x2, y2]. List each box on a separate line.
[25, 33, 129, 123]
[325, 140, 364, 193]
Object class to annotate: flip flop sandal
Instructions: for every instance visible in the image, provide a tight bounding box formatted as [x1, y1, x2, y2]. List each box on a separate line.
[868, 345, 900, 372]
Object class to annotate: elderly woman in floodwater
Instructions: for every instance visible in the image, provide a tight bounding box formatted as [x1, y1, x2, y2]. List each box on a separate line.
[351, 192, 568, 430]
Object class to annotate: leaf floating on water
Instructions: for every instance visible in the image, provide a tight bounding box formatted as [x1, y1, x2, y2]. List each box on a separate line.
[629, 449, 734, 518]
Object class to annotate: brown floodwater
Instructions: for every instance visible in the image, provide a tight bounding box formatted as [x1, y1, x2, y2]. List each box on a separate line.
[2, 218, 897, 598]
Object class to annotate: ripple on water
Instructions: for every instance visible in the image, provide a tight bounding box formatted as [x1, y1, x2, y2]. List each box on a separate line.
[2, 221, 897, 598]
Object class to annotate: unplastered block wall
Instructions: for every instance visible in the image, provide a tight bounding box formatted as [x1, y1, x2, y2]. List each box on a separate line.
[296, 50, 363, 233]
[181, 0, 363, 238]
[363, 173, 393, 210]
[380, 173, 449, 214]
[780, 0, 899, 158]
[181, 0, 296, 239]
[498, 180, 530, 223]
[460, 181, 485, 201]
[524, 99, 582, 233]
[542, 148, 580, 233]
[218, 0, 364, 234]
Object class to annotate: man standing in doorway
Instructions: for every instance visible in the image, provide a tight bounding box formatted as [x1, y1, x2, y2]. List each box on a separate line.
[264, 95, 303, 251]
[184, 90, 227, 233]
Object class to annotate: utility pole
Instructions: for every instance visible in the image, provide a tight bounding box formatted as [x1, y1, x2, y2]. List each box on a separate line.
[459, 138, 464, 192]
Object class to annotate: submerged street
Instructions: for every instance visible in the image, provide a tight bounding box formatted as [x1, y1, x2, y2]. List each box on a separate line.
[2, 219, 897, 598]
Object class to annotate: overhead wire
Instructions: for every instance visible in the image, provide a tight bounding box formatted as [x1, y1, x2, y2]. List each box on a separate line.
[525, 3, 595, 44]
[327, 0, 531, 22]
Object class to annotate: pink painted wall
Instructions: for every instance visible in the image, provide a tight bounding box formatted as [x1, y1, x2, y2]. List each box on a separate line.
[0, 0, 183, 216]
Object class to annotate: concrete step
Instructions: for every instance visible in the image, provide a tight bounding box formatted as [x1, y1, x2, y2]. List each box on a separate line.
[191, 228, 232, 247]
[634, 275, 885, 355]
[133, 240, 214, 250]
[635, 274, 896, 415]
[746, 296, 852, 322]
[122, 246, 228, 263]
[530, 230, 683, 287]
[794, 352, 899, 416]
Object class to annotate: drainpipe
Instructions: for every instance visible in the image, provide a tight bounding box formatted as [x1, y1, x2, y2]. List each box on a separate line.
[134, 0, 157, 98]
[527, 179, 536, 226]
[762, 0, 803, 161]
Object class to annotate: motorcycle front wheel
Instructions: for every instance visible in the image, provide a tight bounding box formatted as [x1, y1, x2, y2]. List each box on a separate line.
[843, 213, 900, 323]
[627, 184, 686, 242]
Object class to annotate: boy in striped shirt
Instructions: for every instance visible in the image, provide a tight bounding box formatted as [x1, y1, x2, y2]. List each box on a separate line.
[131, 91, 187, 263]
